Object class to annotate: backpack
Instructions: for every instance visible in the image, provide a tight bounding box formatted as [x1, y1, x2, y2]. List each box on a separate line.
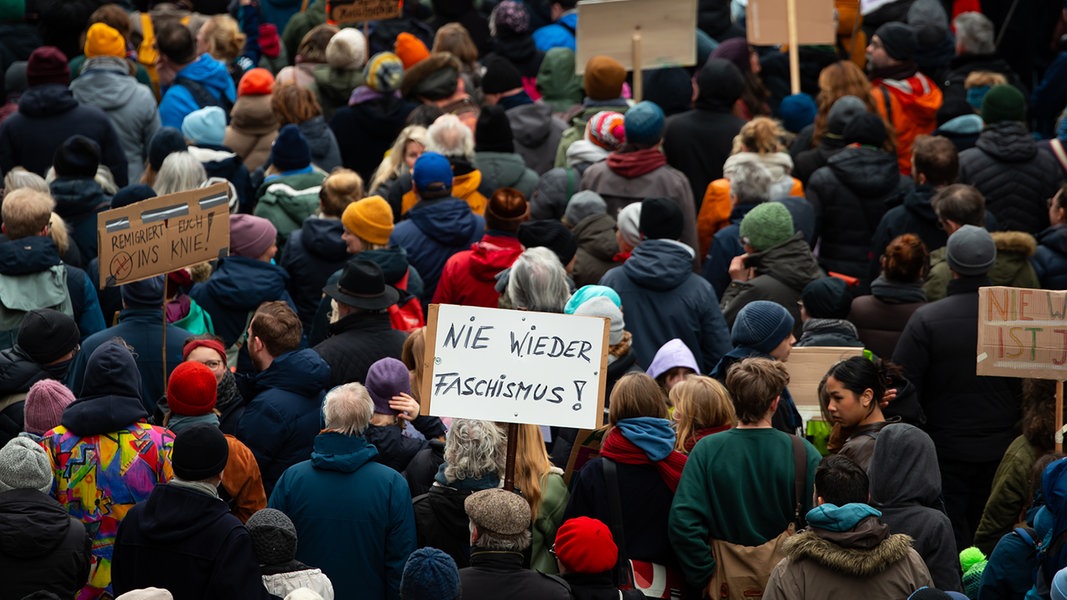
[1034, 526, 1067, 599]
[174, 76, 234, 122]
[387, 270, 424, 333]
[0, 266, 73, 350]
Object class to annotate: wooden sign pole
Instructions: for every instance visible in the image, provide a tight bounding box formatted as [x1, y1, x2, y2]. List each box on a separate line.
[504, 422, 519, 491]
[787, 0, 800, 94]
[1057, 380, 1064, 453]
[631, 28, 643, 102]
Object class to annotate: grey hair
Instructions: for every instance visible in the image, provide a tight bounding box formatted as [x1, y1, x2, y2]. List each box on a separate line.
[470, 520, 532, 552]
[507, 247, 570, 313]
[426, 114, 475, 160]
[726, 161, 773, 205]
[154, 151, 207, 196]
[443, 419, 506, 482]
[953, 12, 994, 55]
[4, 167, 48, 194]
[323, 382, 374, 436]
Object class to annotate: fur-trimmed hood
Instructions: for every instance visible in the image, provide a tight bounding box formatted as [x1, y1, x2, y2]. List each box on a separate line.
[992, 230, 1037, 257]
[400, 52, 463, 101]
[784, 517, 915, 577]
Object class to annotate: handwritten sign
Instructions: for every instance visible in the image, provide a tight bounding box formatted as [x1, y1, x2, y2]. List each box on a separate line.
[420, 304, 609, 429]
[575, 0, 697, 74]
[327, 0, 401, 25]
[977, 287, 1067, 380]
[96, 183, 230, 288]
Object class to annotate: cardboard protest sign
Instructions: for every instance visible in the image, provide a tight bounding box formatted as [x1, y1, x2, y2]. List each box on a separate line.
[747, 0, 835, 46]
[784, 346, 865, 410]
[575, 0, 697, 74]
[977, 287, 1067, 380]
[96, 182, 230, 288]
[326, 0, 401, 25]
[421, 304, 609, 430]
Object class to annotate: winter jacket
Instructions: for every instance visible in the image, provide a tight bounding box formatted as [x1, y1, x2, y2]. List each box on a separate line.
[959, 122, 1063, 234]
[533, 12, 578, 51]
[70, 56, 160, 184]
[869, 71, 943, 175]
[572, 213, 619, 288]
[365, 418, 444, 473]
[892, 277, 1022, 464]
[255, 170, 327, 253]
[413, 483, 479, 568]
[433, 233, 523, 308]
[506, 99, 568, 174]
[710, 348, 803, 434]
[0, 83, 127, 186]
[460, 551, 572, 600]
[794, 318, 864, 348]
[792, 133, 848, 186]
[1033, 225, 1067, 290]
[113, 483, 270, 599]
[237, 348, 330, 495]
[1032, 50, 1067, 138]
[330, 91, 414, 183]
[532, 470, 569, 574]
[0, 345, 63, 445]
[49, 178, 111, 263]
[924, 231, 1039, 302]
[536, 47, 584, 115]
[720, 232, 824, 337]
[599, 239, 731, 373]
[262, 568, 334, 600]
[67, 308, 188, 416]
[868, 185, 947, 281]
[299, 115, 342, 172]
[531, 160, 596, 221]
[0, 235, 105, 346]
[282, 217, 348, 328]
[399, 164, 493, 217]
[313, 311, 407, 388]
[390, 197, 485, 302]
[868, 423, 964, 592]
[190, 144, 256, 215]
[669, 427, 821, 589]
[663, 59, 748, 202]
[805, 145, 911, 282]
[848, 277, 926, 360]
[973, 435, 1039, 556]
[764, 508, 933, 599]
[581, 151, 700, 262]
[280, 0, 326, 62]
[308, 64, 363, 121]
[938, 53, 1025, 124]
[225, 94, 279, 172]
[269, 432, 417, 600]
[474, 151, 540, 199]
[159, 54, 237, 130]
[40, 340, 174, 599]
[0, 488, 91, 600]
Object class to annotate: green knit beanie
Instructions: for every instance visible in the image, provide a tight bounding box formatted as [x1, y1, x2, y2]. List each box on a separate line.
[740, 202, 794, 252]
[981, 85, 1025, 125]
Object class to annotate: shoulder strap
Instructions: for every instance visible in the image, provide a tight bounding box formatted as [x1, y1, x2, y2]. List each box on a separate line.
[790, 435, 806, 524]
[1014, 526, 1038, 548]
[602, 457, 632, 586]
[174, 76, 233, 117]
[878, 85, 893, 128]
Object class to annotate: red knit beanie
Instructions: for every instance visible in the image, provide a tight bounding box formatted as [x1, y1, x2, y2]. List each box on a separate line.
[27, 46, 70, 87]
[167, 361, 218, 416]
[182, 338, 226, 362]
[553, 517, 618, 574]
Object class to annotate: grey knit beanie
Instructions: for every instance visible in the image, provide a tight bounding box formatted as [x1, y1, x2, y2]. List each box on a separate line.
[0, 436, 53, 493]
[247, 508, 298, 565]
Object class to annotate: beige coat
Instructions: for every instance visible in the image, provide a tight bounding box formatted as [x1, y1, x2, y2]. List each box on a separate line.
[224, 94, 278, 171]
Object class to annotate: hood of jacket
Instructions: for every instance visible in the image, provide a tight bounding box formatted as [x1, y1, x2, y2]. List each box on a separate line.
[310, 431, 379, 473]
[827, 146, 902, 197]
[645, 338, 699, 380]
[975, 121, 1038, 162]
[203, 256, 291, 311]
[176, 54, 235, 104]
[49, 179, 110, 220]
[724, 152, 794, 196]
[573, 213, 618, 261]
[747, 233, 824, 290]
[256, 348, 331, 397]
[360, 246, 412, 285]
[902, 184, 937, 224]
[0, 347, 48, 394]
[469, 234, 523, 282]
[492, 34, 539, 64]
[18, 83, 78, 118]
[507, 102, 555, 147]
[1043, 458, 1067, 535]
[230, 94, 279, 135]
[475, 152, 528, 188]
[408, 198, 481, 246]
[622, 239, 695, 291]
[0, 236, 62, 276]
[312, 64, 363, 107]
[62, 340, 148, 436]
[989, 230, 1037, 284]
[69, 58, 140, 110]
[299, 217, 347, 261]
[695, 59, 743, 112]
[0, 489, 75, 558]
[783, 514, 913, 576]
[298, 115, 334, 161]
[137, 484, 232, 545]
[868, 423, 942, 507]
[536, 48, 583, 110]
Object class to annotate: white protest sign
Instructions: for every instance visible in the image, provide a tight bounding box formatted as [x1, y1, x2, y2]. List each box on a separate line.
[420, 304, 609, 430]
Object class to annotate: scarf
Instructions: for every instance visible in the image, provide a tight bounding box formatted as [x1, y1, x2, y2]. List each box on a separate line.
[870, 276, 926, 304]
[216, 371, 243, 416]
[167, 412, 221, 434]
[600, 418, 687, 492]
[608, 330, 632, 361]
[606, 147, 668, 178]
[683, 425, 731, 453]
[433, 462, 501, 492]
[170, 478, 221, 499]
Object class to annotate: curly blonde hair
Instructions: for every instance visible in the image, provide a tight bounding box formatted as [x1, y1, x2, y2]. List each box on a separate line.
[200, 14, 245, 62]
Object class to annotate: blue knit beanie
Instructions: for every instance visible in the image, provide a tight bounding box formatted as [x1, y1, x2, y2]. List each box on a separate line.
[624, 101, 665, 146]
[778, 93, 817, 133]
[181, 106, 226, 147]
[731, 300, 794, 354]
[400, 548, 460, 600]
[271, 124, 311, 172]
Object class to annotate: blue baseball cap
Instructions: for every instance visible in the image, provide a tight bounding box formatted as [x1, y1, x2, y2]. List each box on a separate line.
[412, 151, 453, 193]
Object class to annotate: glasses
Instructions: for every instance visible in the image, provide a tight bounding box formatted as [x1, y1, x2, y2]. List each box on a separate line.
[198, 360, 224, 369]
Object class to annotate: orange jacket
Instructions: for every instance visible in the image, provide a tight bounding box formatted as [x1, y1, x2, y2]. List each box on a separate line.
[870, 73, 943, 175]
[401, 169, 489, 216]
[697, 177, 804, 258]
[222, 435, 267, 523]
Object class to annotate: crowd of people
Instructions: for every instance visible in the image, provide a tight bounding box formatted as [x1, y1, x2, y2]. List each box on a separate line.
[2, 0, 1067, 598]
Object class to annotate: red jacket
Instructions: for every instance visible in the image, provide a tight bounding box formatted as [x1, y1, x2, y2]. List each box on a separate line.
[432, 234, 524, 308]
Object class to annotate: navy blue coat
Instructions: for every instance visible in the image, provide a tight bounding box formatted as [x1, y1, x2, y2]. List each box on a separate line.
[390, 197, 484, 303]
[282, 217, 348, 329]
[48, 178, 111, 263]
[236, 348, 330, 495]
[1033, 226, 1067, 290]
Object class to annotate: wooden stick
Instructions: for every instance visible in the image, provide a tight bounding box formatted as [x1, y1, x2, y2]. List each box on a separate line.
[1057, 380, 1064, 453]
[504, 422, 519, 491]
[632, 28, 643, 103]
[787, 0, 800, 95]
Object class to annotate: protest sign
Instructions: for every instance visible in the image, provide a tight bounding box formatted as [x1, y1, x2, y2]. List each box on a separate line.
[326, 0, 401, 25]
[747, 0, 835, 45]
[784, 346, 865, 410]
[420, 304, 609, 430]
[977, 286, 1067, 380]
[96, 182, 230, 288]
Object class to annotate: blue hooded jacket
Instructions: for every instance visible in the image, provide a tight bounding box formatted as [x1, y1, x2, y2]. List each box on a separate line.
[159, 54, 237, 129]
[390, 197, 485, 303]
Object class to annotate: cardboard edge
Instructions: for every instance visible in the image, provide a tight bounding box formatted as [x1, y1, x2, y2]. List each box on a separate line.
[595, 315, 609, 428]
[420, 304, 440, 416]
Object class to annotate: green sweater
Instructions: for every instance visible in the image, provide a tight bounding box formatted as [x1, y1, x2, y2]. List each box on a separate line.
[668, 428, 821, 589]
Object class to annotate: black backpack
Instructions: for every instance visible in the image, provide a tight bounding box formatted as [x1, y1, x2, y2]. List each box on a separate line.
[174, 76, 233, 123]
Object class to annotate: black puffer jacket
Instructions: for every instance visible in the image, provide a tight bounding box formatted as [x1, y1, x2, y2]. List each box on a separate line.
[806, 146, 911, 282]
[282, 217, 349, 329]
[0, 346, 57, 445]
[1034, 226, 1067, 290]
[959, 122, 1063, 234]
[0, 488, 92, 599]
[938, 54, 1025, 124]
[313, 311, 407, 388]
[331, 94, 415, 183]
[413, 484, 476, 568]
